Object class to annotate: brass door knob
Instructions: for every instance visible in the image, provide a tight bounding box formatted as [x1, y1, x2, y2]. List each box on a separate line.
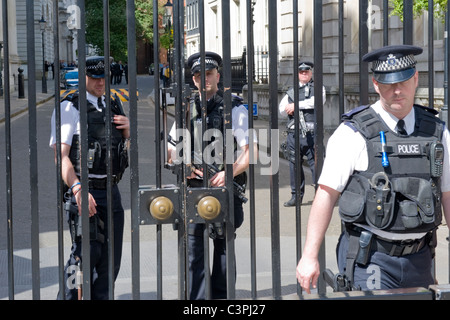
[149, 196, 174, 221]
[197, 196, 221, 220]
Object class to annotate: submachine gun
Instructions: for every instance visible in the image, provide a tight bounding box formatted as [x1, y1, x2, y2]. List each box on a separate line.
[167, 136, 248, 204]
[63, 189, 105, 300]
[63, 190, 105, 244]
[286, 89, 309, 138]
[322, 268, 357, 292]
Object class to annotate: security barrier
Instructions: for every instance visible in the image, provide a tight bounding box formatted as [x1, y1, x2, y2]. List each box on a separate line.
[1, 0, 450, 301]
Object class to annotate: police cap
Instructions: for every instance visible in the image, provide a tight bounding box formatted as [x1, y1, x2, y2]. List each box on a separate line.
[298, 61, 314, 71]
[187, 51, 222, 74]
[362, 45, 423, 84]
[86, 56, 105, 79]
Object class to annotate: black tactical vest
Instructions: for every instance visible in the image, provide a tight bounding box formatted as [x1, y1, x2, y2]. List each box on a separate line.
[64, 93, 128, 180]
[286, 80, 315, 123]
[190, 90, 246, 187]
[338, 104, 444, 233]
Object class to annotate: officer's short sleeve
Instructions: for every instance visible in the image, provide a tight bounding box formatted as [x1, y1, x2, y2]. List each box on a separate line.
[49, 100, 80, 147]
[232, 105, 257, 148]
[440, 126, 450, 193]
[317, 122, 368, 192]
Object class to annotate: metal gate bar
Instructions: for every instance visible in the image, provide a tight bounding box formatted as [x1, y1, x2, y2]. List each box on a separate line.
[338, 0, 345, 125]
[383, 0, 389, 46]
[1, 0, 449, 301]
[76, 0, 92, 300]
[52, 0, 65, 301]
[447, 0, 450, 284]
[2, 0, 13, 301]
[428, 1, 434, 106]
[221, 0, 237, 301]
[196, 0, 211, 301]
[129, 0, 141, 301]
[102, 0, 114, 301]
[359, 0, 369, 105]
[172, 0, 187, 300]
[292, 0, 302, 297]
[267, 0, 281, 300]
[245, 0, 257, 300]
[313, 0, 326, 295]
[25, 0, 40, 301]
[403, 1, 413, 45]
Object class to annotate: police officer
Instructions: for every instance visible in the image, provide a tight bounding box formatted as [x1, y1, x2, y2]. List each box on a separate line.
[167, 51, 253, 299]
[296, 45, 450, 292]
[50, 56, 130, 299]
[279, 61, 326, 207]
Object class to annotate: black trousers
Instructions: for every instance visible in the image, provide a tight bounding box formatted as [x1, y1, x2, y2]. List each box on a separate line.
[336, 231, 434, 290]
[59, 184, 124, 300]
[188, 195, 244, 300]
[286, 131, 315, 198]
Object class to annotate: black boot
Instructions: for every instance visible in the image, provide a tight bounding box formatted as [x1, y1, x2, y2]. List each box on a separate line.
[284, 194, 296, 207]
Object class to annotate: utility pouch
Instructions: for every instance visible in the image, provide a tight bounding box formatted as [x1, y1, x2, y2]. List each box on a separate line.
[87, 141, 101, 170]
[338, 174, 367, 224]
[393, 177, 436, 228]
[365, 172, 395, 229]
[355, 231, 373, 266]
[88, 148, 96, 169]
[280, 142, 295, 163]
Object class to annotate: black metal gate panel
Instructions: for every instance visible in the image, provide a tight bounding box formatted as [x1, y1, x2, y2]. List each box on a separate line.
[1, 0, 450, 302]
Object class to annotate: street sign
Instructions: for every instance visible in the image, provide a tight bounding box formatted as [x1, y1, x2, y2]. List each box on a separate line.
[243, 103, 258, 118]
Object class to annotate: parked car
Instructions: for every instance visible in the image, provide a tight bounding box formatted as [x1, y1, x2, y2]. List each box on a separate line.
[61, 68, 79, 89]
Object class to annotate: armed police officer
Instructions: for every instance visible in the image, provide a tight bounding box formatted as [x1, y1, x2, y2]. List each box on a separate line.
[167, 51, 254, 299]
[50, 56, 130, 299]
[296, 45, 450, 292]
[279, 61, 326, 207]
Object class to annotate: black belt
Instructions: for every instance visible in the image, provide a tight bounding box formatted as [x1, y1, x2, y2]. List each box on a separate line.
[372, 235, 428, 256]
[88, 177, 119, 189]
[345, 227, 431, 257]
[287, 129, 314, 135]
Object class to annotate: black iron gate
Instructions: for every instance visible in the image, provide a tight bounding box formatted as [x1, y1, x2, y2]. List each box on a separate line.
[2, 0, 450, 301]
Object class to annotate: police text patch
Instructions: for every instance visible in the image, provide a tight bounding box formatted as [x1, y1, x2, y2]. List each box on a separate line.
[397, 143, 421, 155]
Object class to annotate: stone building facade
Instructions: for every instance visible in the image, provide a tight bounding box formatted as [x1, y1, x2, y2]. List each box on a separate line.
[186, 0, 448, 129]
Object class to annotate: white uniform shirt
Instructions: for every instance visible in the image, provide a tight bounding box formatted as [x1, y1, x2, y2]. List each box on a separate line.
[168, 102, 256, 149]
[49, 92, 107, 179]
[49, 92, 104, 147]
[278, 83, 327, 118]
[319, 101, 450, 240]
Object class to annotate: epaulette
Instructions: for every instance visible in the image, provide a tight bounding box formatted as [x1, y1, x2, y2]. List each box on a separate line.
[414, 103, 439, 116]
[341, 104, 370, 122]
[62, 92, 80, 110]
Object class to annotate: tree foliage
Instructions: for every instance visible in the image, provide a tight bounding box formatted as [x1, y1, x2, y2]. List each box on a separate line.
[85, 0, 154, 62]
[160, 25, 173, 50]
[389, 0, 448, 23]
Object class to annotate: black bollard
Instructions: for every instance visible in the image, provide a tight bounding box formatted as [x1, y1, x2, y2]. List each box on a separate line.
[18, 67, 25, 99]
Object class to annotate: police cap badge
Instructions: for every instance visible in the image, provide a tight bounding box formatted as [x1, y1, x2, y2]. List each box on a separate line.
[362, 45, 423, 84]
[298, 61, 314, 71]
[187, 51, 222, 74]
[86, 56, 105, 79]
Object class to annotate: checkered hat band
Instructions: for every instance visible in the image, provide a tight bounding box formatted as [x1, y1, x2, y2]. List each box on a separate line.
[87, 61, 105, 70]
[373, 54, 416, 72]
[192, 58, 219, 70]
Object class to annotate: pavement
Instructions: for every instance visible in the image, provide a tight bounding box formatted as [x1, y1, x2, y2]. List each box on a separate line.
[0, 79, 449, 301]
[0, 79, 56, 124]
